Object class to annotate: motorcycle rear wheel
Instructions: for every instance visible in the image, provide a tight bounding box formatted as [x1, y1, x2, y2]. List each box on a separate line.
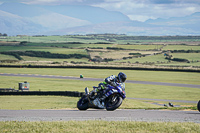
[106, 94, 123, 111]
[77, 95, 89, 110]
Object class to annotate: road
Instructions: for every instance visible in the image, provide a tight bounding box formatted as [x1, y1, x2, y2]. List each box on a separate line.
[0, 109, 199, 122]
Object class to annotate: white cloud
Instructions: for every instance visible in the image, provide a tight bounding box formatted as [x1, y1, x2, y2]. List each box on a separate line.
[1, 0, 200, 21]
[128, 15, 156, 22]
[22, 0, 83, 5]
[21, 0, 101, 5]
[92, 0, 200, 21]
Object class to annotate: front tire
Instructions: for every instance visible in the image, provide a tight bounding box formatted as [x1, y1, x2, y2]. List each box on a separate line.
[77, 95, 89, 110]
[197, 100, 200, 112]
[106, 94, 123, 111]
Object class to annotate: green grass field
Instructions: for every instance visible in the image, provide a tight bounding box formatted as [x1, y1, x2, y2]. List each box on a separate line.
[0, 35, 200, 110]
[1, 36, 200, 132]
[116, 44, 163, 50]
[0, 46, 88, 55]
[1, 121, 199, 133]
[0, 54, 17, 60]
[1, 35, 200, 67]
[27, 42, 114, 48]
[163, 45, 200, 50]
[1, 68, 200, 84]
[0, 68, 199, 110]
[0, 96, 162, 110]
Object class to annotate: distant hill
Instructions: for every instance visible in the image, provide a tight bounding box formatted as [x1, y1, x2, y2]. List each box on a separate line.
[0, 2, 200, 35]
[40, 5, 131, 24]
[0, 10, 45, 35]
[145, 12, 200, 32]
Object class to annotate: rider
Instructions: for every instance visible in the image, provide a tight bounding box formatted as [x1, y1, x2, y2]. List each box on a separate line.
[91, 72, 127, 99]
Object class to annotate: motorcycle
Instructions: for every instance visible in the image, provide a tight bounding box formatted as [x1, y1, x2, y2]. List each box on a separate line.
[77, 83, 126, 111]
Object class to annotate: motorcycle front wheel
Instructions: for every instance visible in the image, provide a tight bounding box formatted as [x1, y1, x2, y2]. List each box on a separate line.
[197, 100, 200, 112]
[77, 95, 89, 110]
[105, 94, 123, 111]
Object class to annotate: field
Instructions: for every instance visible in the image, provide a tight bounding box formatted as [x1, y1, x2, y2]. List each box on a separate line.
[0, 35, 200, 132]
[0, 35, 200, 69]
[0, 68, 199, 110]
[1, 121, 200, 133]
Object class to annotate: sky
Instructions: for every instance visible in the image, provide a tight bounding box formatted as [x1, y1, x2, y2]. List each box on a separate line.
[1, 0, 200, 22]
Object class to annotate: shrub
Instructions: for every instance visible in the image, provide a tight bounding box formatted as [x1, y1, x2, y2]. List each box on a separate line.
[172, 58, 189, 62]
[129, 53, 142, 56]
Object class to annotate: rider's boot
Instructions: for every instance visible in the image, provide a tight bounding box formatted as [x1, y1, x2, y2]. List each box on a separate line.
[90, 91, 95, 99]
[90, 88, 99, 99]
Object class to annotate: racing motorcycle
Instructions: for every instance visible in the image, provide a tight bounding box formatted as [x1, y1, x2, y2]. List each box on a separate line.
[77, 83, 126, 111]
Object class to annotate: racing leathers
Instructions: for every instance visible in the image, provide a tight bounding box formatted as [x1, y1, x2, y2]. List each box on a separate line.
[91, 72, 127, 100]
[94, 75, 119, 93]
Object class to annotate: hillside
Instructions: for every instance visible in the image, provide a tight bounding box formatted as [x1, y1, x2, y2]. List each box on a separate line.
[0, 2, 200, 35]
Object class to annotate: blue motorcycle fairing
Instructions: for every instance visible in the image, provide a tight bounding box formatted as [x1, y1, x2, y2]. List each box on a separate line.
[104, 84, 126, 99]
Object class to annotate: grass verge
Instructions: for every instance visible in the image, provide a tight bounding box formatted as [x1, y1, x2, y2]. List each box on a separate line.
[0, 68, 200, 85]
[0, 96, 162, 110]
[0, 96, 79, 110]
[0, 68, 199, 110]
[0, 121, 200, 133]
[0, 96, 197, 110]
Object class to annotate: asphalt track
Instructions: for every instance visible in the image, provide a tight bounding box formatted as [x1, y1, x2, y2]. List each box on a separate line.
[0, 109, 199, 123]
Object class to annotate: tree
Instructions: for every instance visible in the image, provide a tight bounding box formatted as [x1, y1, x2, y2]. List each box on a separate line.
[3, 33, 7, 36]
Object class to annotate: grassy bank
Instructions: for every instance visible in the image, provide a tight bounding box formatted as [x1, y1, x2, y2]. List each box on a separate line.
[0, 74, 199, 101]
[0, 96, 164, 110]
[0, 67, 199, 110]
[0, 121, 200, 133]
[0, 68, 200, 85]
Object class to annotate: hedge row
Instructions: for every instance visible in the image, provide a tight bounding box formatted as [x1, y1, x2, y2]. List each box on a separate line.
[0, 51, 90, 59]
[0, 91, 84, 97]
[0, 64, 200, 73]
[164, 50, 200, 53]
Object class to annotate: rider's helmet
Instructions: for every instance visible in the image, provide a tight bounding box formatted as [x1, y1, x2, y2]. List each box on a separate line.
[118, 72, 127, 83]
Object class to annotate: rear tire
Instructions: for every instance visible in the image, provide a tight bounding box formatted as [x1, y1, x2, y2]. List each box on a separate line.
[77, 95, 89, 110]
[106, 94, 123, 111]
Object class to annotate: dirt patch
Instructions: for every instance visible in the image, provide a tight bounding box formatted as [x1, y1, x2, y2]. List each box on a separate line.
[0, 41, 20, 45]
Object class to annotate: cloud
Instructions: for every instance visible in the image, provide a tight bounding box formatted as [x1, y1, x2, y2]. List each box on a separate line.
[92, 0, 200, 21]
[19, 0, 102, 5]
[1, 0, 200, 21]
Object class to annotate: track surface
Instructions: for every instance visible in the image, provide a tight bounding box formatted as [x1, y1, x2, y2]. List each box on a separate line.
[0, 109, 199, 122]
